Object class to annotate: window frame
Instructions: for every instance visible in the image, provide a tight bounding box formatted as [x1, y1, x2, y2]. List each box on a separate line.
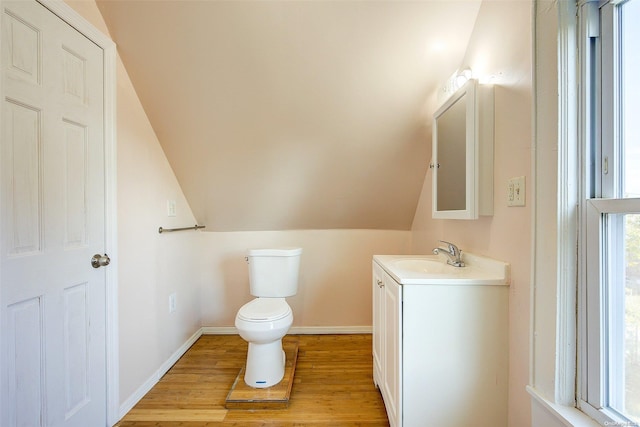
[578, 0, 640, 424]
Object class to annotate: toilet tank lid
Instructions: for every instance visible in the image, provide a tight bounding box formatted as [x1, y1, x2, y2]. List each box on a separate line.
[247, 247, 302, 257]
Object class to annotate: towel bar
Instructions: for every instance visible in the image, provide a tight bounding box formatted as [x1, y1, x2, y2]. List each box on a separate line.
[158, 224, 205, 234]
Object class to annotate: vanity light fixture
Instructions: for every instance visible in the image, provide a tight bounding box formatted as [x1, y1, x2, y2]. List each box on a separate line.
[454, 68, 473, 89]
[440, 67, 474, 102]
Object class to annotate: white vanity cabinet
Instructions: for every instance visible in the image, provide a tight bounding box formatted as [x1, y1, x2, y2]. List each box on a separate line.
[372, 256, 509, 427]
[372, 261, 402, 427]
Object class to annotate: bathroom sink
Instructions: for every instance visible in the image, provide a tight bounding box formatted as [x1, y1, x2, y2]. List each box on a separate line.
[391, 259, 449, 274]
[373, 254, 510, 286]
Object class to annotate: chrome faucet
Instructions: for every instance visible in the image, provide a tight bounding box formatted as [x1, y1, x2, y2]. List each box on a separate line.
[432, 240, 465, 267]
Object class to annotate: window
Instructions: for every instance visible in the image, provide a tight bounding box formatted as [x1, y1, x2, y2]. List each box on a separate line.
[580, 0, 640, 425]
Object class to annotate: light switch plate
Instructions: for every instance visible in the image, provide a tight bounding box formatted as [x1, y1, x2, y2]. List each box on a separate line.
[507, 176, 525, 207]
[169, 293, 177, 313]
[167, 200, 177, 217]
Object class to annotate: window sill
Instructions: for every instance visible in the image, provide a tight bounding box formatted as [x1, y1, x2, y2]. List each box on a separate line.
[527, 386, 601, 427]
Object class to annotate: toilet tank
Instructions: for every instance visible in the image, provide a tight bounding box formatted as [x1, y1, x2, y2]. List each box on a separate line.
[247, 247, 302, 297]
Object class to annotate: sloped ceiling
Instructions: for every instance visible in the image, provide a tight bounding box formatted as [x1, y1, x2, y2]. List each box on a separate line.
[96, 0, 481, 231]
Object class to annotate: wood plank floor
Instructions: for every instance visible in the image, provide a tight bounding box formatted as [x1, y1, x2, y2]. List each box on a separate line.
[116, 334, 390, 427]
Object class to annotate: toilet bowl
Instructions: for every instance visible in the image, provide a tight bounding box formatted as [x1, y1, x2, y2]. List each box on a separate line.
[234, 247, 302, 388]
[235, 298, 293, 387]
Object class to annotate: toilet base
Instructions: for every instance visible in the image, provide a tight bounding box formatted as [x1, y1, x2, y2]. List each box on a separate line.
[226, 337, 299, 409]
[243, 339, 286, 388]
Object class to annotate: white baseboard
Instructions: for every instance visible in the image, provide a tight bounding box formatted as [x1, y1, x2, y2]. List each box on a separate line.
[202, 325, 372, 335]
[290, 326, 372, 334]
[118, 327, 203, 419]
[201, 326, 238, 335]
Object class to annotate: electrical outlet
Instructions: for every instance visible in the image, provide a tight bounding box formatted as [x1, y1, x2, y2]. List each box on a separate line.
[507, 176, 525, 207]
[169, 293, 177, 313]
[167, 200, 177, 217]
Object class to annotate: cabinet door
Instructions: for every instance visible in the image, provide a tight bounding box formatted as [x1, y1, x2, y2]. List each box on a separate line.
[382, 273, 402, 427]
[372, 263, 385, 388]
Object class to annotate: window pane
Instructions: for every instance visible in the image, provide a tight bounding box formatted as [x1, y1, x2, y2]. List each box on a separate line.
[609, 213, 640, 421]
[622, 0, 640, 198]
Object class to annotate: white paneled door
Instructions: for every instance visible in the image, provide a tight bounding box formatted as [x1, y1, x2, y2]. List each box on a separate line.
[1, 1, 108, 426]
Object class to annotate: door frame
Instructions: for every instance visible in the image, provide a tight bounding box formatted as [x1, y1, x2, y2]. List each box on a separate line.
[0, 0, 119, 424]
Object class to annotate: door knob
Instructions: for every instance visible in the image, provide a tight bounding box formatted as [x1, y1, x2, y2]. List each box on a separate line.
[91, 254, 110, 268]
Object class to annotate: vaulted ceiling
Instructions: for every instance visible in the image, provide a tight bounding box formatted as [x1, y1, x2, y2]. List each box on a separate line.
[96, 0, 481, 231]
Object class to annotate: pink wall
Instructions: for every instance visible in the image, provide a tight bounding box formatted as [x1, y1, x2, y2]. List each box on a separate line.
[65, 1, 204, 409]
[412, 2, 533, 426]
[200, 230, 411, 329]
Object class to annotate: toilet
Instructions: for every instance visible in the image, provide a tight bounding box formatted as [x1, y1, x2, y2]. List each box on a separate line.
[235, 247, 302, 388]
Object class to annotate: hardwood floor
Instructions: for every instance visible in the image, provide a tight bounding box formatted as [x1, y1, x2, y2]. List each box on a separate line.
[116, 334, 390, 426]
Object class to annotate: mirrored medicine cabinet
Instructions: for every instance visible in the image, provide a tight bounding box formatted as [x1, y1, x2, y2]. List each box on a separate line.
[431, 79, 494, 220]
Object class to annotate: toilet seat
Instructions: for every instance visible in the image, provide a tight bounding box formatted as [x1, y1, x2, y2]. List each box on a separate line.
[237, 298, 291, 322]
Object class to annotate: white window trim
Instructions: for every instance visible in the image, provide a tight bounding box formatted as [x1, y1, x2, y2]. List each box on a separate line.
[577, 0, 603, 416]
[528, 0, 579, 408]
[556, 0, 580, 408]
[528, 0, 599, 425]
[528, 386, 602, 427]
[530, 0, 639, 425]
[576, 0, 640, 425]
[527, 1, 579, 404]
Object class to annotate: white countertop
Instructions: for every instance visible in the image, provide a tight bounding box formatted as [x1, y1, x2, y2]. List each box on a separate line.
[373, 253, 510, 286]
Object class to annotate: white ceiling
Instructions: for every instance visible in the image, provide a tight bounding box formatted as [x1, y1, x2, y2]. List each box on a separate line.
[96, 0, 481, 231]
